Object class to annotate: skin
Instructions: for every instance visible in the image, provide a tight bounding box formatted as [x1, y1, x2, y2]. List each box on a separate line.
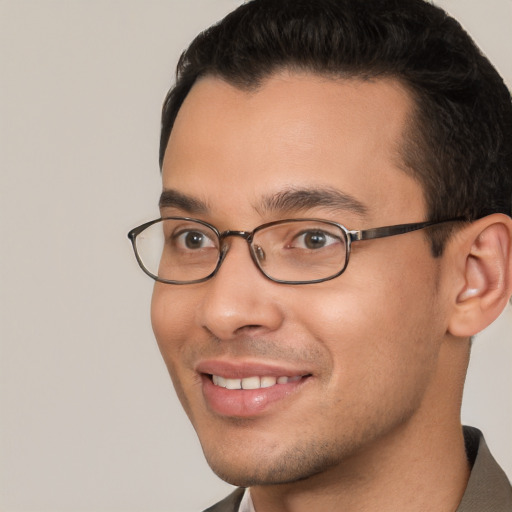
[151, 72, 474, 511]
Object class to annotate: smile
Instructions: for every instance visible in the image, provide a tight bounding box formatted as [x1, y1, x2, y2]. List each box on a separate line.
[211, 374, 303, 390]
[202, 372, 312, 417]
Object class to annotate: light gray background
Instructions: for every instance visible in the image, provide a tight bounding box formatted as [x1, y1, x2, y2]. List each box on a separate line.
[1, 1, 511, 511]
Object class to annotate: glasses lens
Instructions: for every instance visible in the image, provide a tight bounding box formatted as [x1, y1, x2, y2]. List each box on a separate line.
[134, 219, 220, 283]
[253, 220, 348, 282]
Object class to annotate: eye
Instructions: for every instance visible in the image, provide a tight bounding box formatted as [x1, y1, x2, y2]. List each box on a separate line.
[174, 230, 217, 250]
[291, 229, 340, 250]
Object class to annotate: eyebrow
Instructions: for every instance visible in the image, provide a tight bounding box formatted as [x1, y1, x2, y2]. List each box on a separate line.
[257, 187, 368, 217]
[159, 186, 368, 218]
[159, 189, 209, 214]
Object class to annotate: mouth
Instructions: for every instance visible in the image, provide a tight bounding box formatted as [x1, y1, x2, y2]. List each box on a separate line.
[198, 363, 313, 418]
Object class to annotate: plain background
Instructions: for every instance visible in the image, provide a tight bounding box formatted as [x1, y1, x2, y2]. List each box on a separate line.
[1, 1, 511, 511]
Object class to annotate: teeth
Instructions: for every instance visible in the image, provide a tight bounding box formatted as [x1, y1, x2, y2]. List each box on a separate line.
[225, 378, 242, 390]
[211, 375, 303, 389]
[212, 375, 227, 387]
[242, 376, 260, 390]
[260, 376, 277, 388]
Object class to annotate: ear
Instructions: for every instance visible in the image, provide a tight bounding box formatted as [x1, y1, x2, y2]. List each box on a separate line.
[448, 214, 512, 338]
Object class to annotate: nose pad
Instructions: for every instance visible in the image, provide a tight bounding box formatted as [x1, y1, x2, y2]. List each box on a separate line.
[215, 234, 262, 276]
[215, 239, 266, 279]
[253, 244, 266, 263]
[218, 243, 229, 265]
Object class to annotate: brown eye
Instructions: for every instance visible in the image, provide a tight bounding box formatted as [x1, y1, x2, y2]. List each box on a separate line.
[174, 230, 216, 250]
[185, 231, 206, 249]
[303, 231, 327, 249]
[291, 230, 338, 250]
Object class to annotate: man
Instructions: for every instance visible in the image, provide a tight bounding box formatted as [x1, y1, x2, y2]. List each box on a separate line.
[128, 0, 512, 510]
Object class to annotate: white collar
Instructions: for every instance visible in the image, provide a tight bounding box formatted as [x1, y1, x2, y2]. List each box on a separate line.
[238, 488, 255, 512]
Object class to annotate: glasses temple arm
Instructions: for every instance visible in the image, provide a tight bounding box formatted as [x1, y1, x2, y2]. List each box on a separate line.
[349, 218, 466, 242]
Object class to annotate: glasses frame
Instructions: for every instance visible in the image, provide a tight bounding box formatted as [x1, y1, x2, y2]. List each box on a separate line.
[128, 216, 464, 285]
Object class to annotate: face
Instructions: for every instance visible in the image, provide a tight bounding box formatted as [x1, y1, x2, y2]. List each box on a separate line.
[152, 72, 450, 487]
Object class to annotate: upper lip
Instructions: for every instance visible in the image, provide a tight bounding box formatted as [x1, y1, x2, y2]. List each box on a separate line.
[196, 359, 311, 379]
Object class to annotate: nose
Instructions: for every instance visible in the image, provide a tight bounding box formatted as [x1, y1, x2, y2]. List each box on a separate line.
[196, 238, 284, 340]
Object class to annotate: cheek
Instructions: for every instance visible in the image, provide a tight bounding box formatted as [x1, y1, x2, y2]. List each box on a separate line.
[298, 254, 443, 395]
[150, 284, 194, 376]
[151, 283, 191, 341]
[151, 284, 203, 417]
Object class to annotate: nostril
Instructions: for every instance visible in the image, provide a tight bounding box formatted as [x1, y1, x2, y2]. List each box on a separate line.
[234, 324, 265, 336]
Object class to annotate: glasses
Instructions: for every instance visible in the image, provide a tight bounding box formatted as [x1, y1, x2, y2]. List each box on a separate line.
[128, 217, 461, 285]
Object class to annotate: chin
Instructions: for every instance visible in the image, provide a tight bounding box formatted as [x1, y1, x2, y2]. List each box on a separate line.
[201, 438, 346, 488]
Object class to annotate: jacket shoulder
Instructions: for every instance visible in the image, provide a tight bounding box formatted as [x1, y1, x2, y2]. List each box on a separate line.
[203, 488, 245, 512]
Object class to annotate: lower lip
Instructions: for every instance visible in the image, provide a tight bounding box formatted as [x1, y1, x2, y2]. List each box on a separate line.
[201, 375, 309, 418]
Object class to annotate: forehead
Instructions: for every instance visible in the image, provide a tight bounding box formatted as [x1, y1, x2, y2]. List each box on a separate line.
[162, 72, 425, 225]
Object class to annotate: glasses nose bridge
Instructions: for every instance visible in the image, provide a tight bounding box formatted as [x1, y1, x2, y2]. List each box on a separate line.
[219, 230, 254, 244]
[217, 229, 259, 271]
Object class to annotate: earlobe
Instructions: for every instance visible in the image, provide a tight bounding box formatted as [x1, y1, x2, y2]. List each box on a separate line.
[448, 214, 512, 338]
